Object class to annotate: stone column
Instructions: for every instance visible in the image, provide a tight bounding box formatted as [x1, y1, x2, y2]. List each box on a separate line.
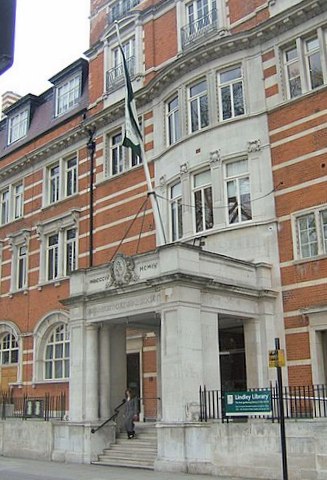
[201, 310, 220, 389]
[160, 287, 204, 421]
[99, 324, 111, 419]
[109, 325, 127, 414]
[85, 324, 99, 421]
[69, 315, 86, 422]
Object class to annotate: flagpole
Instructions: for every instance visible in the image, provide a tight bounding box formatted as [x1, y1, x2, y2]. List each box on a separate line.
[139, 142, 167, 245]
[115, 22, 166, 245]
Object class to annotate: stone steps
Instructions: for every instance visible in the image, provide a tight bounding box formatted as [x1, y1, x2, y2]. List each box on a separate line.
[93, 423, 157, 470]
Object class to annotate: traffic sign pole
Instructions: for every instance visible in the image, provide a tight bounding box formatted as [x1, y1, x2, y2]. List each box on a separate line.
[275, 337, 288, 480]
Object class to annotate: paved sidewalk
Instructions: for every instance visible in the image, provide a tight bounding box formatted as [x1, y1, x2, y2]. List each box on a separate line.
[0, 457, 252, 480]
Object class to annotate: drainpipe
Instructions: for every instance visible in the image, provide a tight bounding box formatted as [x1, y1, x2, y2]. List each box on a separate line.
[87, 127, 96, 268]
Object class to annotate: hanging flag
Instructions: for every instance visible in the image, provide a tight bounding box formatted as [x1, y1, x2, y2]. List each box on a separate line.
[118, 37, 143, 158]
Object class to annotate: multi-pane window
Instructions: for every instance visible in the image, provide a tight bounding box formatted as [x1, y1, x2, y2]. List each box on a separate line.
[107, 37, 135, 89]
[225, 159, 252, 224]
[65, 229, 77, 275]
[8, 109, 29, 145]
[0, 189, 9, 225]
[0, 333, 18, 365]
[167, 96, 180, 145]
[109, 0, 140, 23]
[17, 245, 27, 290]
[107, 128, 142, 177]
[56, 74, 81, 117]
[45, 324, 70, 380]
[296, 209, 327, 259]
[46, 228, 77, 281]
[0, 183, 23, 225]
[193, 170, 213, 232]
[284, 46, 302, 99]
[111, 132, 124, 175]
[46, 155, 78, 205]
[186, 0, 217, 34]
[47, 233, 59, 281]
[305, 37, 323, 90]
[218, 66, 245, 121]
[170, 182, 183, 241]
[188, 80, 209, 132]
[49, 164, 60, 204]
[65, 157, 77, 197]
[283, 30, 327, 99]
[13, 183, 23, 220]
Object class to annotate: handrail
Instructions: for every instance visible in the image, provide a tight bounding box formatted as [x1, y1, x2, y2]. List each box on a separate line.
[91, 399, 126, 434]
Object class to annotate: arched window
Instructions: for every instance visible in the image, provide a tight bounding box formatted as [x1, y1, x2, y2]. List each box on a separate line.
[0, 333, 19, 365]
[44, 323, 70, 380]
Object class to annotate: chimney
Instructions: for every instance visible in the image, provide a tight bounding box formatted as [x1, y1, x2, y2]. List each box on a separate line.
[1, 90, 21, 118]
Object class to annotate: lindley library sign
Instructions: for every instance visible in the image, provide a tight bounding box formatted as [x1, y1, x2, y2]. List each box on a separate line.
[225, 389, 272, 416]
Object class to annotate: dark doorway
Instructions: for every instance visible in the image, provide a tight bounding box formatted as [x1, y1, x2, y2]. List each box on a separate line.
[127, 352, 140, 398]
[219, 319, 247, 391]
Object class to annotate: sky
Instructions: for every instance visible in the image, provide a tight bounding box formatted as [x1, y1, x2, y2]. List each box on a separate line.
[0, 0, 90, 98]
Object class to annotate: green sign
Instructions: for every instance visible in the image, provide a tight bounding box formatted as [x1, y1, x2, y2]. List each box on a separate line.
[224, 389, 272, 416]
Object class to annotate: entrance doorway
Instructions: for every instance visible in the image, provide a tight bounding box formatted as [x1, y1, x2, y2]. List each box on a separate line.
[219, 318, 247, 391]
[127, 352, 140, 398]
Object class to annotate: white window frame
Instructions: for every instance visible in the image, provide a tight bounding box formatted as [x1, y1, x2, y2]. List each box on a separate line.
[44, 323, 70, 380]
[166, 95, 181, 146]
[224, 158, 252, 225]
[107, 36, 136, 89]
[106, 126, 142, 178]
[0, 333, 19, 365]
[193, 170, 213, 233]
[37, 210, 79, 284]
[45, 154, 78, 206]
[0, 182, 24, 226]
[55, 74, 81, 117]
[0, 189, 9, 225]
[8, 229, 30, 292]
[218, 65, 245, 121]
[283, 28, 327, 99]
[170, 181, 183, 241]
[293, 207, 327, 260]
[284, 45, 302, 99]
[13, 182, 24, 220]
[8, 109, 29, 145]
[188, 79, 209, 133]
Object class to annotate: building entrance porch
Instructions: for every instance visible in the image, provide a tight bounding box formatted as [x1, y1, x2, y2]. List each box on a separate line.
[62, 243, 283, 464]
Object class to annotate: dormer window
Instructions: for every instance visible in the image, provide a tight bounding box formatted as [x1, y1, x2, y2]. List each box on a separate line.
[55, 74, 81, 117]
[8, 109, 29, 145]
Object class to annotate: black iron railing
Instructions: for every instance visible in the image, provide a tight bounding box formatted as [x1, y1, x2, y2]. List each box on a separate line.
[108, 0, 140, 23]
[0, 392, 66, 421]
[91, 399, 126, 434]
[199, 384, 327, 422]
[106, 56, 135, 92]
[181, 8, 218, 49]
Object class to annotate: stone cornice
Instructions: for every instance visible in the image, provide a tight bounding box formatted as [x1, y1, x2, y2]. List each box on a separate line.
[62, 270, 277, 308]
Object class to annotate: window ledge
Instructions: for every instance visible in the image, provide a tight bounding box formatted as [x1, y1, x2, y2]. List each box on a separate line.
[38, 277, 70, 290]
[41, 192, 79, 211]
[8, 288, 28, 298]
[292, 254, 327, 266]
[32, 380, 69, 387]
[1, 363, 19, 368]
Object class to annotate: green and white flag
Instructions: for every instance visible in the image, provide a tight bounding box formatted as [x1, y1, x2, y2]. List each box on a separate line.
[119, 42, 143, 158]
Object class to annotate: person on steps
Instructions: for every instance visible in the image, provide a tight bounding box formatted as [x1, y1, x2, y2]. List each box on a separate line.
[124, 388, 139, 439]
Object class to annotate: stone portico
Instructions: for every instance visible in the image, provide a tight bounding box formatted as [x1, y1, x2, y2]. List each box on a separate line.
[65, 243, 280, 429]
